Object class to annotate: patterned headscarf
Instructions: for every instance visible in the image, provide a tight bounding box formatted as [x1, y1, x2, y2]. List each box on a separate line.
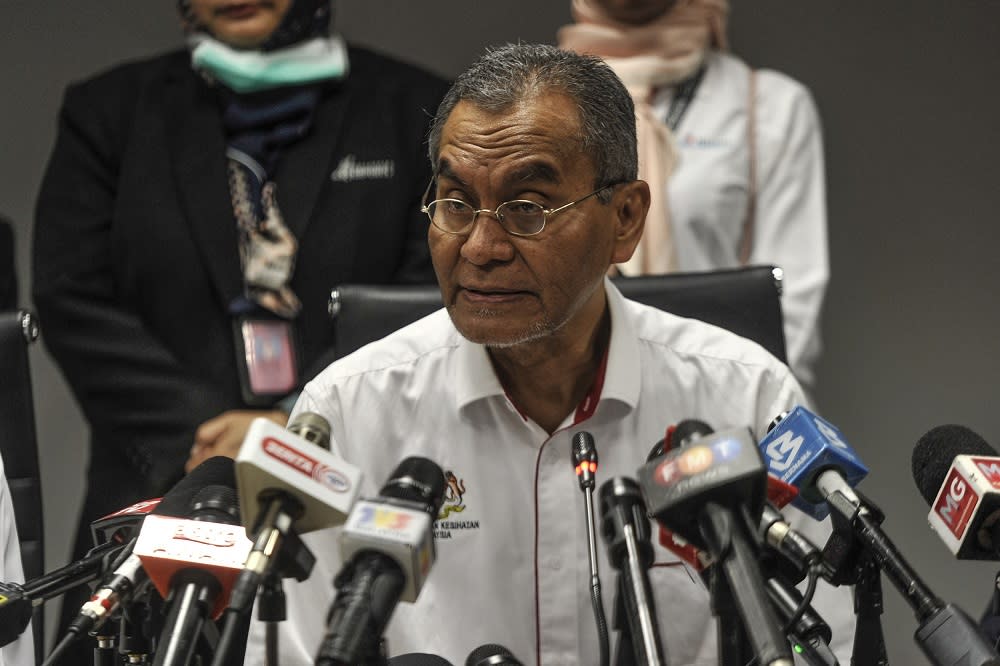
[178, 0, 331, 51]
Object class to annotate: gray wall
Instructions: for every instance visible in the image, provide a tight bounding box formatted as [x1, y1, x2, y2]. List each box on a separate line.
[3, 2, 999, 662]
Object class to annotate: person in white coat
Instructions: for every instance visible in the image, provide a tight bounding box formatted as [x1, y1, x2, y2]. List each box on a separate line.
[559, 0, 828, 391]
[0, 454, 34, 665]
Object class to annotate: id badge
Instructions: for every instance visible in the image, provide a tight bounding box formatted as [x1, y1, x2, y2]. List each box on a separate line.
[234, 316, 299, 405]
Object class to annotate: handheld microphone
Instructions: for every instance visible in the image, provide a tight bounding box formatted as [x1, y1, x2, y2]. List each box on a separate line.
[645, 421, 833, 664]
[45, 457, 239, 656]
[315, 456, 446, 666]
[759, 407, 1000, 666]
[647, 421, 800, 574]
[598, 477, 665, 666]
[465, 643, 524, 665]
[638, 425, 792, 666]
[131, 462, 251, 666]
[228, 413, 361, 614]
[912, 424, 1000, 560]
[758, 407, 868, 520]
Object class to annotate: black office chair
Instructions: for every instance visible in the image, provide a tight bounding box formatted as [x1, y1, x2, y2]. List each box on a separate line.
[0, 309, 44, 659]
[327, 265, 787, 363]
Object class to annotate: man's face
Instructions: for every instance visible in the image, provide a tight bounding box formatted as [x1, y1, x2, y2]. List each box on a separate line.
[188, 0, 292, 49]
[429, 93, 630, 349]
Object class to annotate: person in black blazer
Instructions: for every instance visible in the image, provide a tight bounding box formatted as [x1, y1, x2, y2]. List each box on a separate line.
[0, 218, 15, 311]
[33, 1, 448, 655]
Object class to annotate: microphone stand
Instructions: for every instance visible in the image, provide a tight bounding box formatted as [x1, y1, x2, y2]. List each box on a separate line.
[211, 504, 316, 666]
[822, 484, 1000, 666]
[599, 478, 665, 666]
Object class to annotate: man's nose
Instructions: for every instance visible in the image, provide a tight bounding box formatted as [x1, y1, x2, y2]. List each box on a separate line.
[459, 211, 515, 265]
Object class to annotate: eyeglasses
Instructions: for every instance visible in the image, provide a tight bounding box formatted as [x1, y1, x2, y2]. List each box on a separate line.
[421, 182, 615, 237]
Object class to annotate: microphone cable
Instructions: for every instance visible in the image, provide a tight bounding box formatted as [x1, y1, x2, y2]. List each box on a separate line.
[571, 431, 610, 666]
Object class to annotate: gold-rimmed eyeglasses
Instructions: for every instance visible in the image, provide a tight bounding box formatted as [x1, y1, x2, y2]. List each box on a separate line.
[420, 181, 616, 237]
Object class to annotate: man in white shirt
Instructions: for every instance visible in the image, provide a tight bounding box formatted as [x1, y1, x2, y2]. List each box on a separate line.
[247, 43, 852, 665]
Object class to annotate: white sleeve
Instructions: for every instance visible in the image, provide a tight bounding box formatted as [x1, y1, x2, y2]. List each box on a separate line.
[0, 455, 34, 666]
[750, 71, 829, 391]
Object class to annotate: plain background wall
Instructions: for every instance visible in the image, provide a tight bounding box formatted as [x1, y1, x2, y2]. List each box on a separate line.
[2, 2, 999, 662]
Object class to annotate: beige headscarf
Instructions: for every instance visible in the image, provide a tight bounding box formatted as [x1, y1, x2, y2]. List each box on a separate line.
[558, 0, 728, 275]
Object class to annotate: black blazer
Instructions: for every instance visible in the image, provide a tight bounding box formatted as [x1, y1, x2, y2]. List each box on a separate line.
[33, 46, 449, 523]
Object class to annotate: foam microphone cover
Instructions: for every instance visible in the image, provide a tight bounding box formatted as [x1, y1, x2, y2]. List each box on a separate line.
[155, 456, 238, 517]
[912, 425, 997, 505]
[387, 655, 455, 666]
[465, 643, 523, 666]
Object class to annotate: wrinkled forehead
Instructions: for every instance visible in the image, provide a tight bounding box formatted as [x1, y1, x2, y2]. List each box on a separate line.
[435, 94, 592, 184]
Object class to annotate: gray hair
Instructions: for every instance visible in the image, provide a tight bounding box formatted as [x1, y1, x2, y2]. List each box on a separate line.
[427, 43, 638, 192]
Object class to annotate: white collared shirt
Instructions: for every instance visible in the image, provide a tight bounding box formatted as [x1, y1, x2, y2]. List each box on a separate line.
[655, 51, 829, 390]
[0, 455, 33, 666]
[246, 281, 852, 665]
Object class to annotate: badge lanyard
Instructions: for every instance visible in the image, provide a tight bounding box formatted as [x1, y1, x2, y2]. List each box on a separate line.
[663, 66, 706, 132]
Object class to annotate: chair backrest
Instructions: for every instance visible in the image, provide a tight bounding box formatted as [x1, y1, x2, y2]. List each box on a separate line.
[0, 309, 44, 658]
[328, 265, 787, 362]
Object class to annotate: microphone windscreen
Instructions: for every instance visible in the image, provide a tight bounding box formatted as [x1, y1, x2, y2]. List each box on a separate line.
[189, 484, 240, 524]
[912, 425, 997, 505]
[388, 655, 455, 666]
[154, 456, 237, 517]
[380, 456, 447, 515]
[465, 643, 523, 666]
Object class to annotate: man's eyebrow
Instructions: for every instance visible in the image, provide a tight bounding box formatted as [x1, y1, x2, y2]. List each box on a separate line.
[435, 161, 467, 189]
[509, 163, 560, 185]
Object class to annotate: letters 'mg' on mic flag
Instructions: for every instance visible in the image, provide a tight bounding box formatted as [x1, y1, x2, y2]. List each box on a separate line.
[928, 455, 1000, 558]
[757, 405, 868, 520]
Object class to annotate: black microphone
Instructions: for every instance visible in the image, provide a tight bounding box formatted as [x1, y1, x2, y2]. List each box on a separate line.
[74, 459, 237, 633]
[571, 431, 610, 666]
[913, 424, 1000, 560]
[638, 424, 792, 666]
[136, 462, 245, 666]
[388, 655, 455, 665]
[37, 457, 239, 663]
[465, 643, 524, 665]
[315, 457, 446, 666]
[598, 477, 666, 666]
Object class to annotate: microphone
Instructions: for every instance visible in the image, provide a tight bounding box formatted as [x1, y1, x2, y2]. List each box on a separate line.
[131, 464, 251, 666]
[315, 456, 446, 666]
[89, 497, 163, 545]
[465, 643, 524, 665]
[912, 424, 1000, 560]
[571, 431, 610, 666]
[388, 655, 456, 665]
[758, 407, 868, 520]
[646, 421, 800, 574]
[0, 540, 126, 648]
[759, 406, 1000, 666]
[228, 412, 361, 613]
[598, 477, 665, 666]
[44, 457, 239, 657]
[637, 425, 792, 666]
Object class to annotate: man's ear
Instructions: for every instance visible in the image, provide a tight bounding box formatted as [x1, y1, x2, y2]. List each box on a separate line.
[610, 180, 650, 265]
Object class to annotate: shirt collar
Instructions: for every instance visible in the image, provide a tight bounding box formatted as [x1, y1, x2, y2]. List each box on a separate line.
[453, 277, 642, 414]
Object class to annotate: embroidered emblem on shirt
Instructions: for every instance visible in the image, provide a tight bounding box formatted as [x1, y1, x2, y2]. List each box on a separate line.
[329, 154, 395, 182]
[434, 470, 479, 539]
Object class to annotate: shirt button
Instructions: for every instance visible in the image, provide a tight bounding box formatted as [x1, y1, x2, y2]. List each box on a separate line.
[550, 558, 562, 571]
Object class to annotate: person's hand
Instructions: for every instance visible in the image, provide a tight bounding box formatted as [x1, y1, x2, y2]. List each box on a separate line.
[185, 409, 289, 473]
